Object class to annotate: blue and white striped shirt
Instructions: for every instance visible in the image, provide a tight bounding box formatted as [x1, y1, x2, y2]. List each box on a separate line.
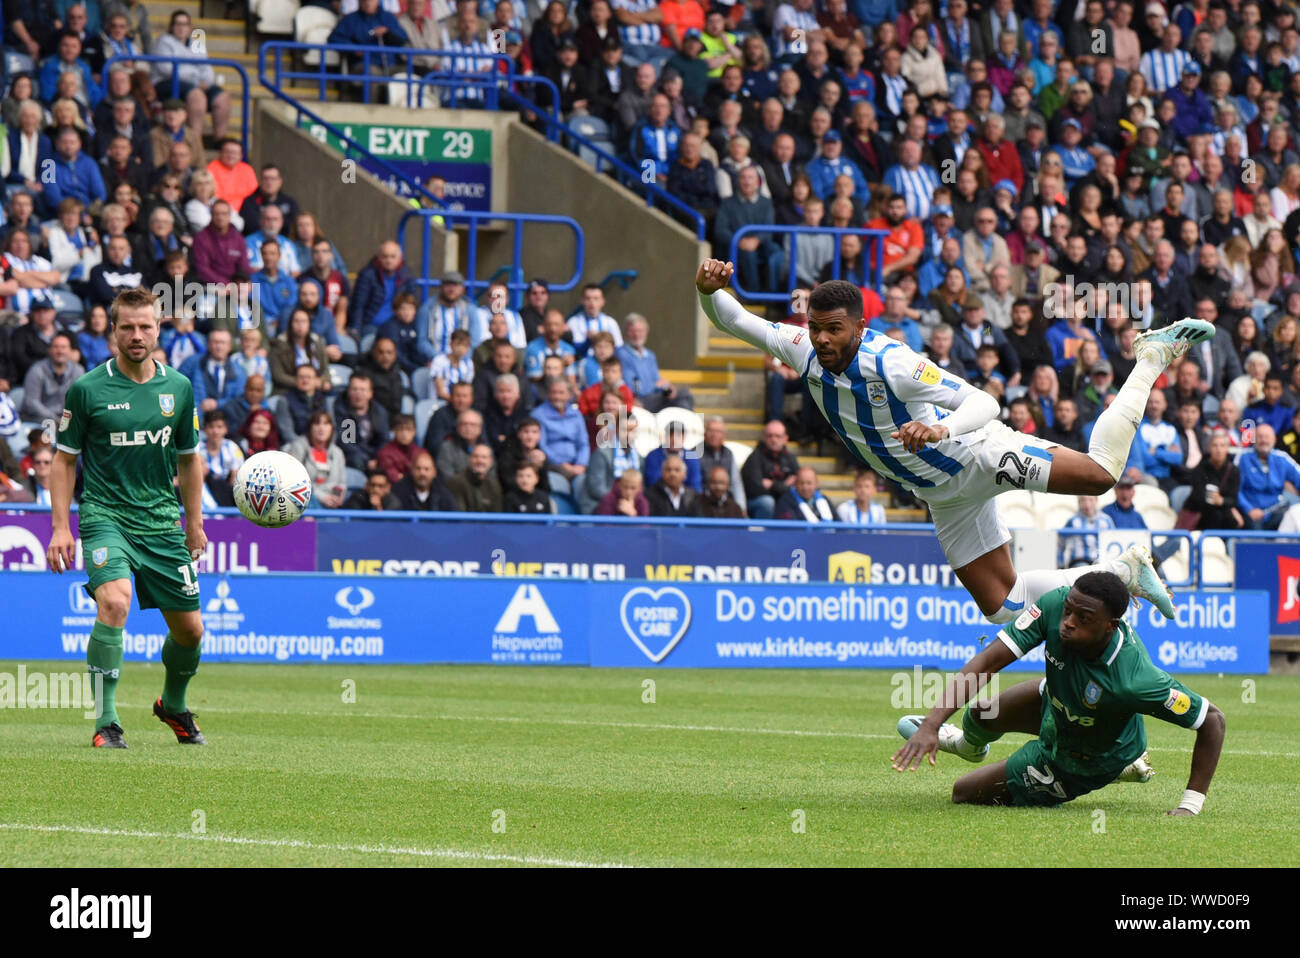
[1140, 47, 1192, 94]
[567, 311, 624, 348]
[431, 351, 476, 386]
[703, 290, 981, 493]
[441, 35, 497, 104]
[884, 163, 941, 221]
[613, 0, 661, 47]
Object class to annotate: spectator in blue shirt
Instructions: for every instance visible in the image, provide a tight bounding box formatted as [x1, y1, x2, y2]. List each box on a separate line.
[1236, 423, 1300, 529]
[617, 312, 694, 411]
[1138, 390, 1183, 490]
[1101, 477, 1149, 530]
[524, 309, 577, 383]
[643, 420, 703, 492]
[1050, 123, 1095, 188]
[1244, 373, 1296, 436]
[629, 93, 682, 181]
[39, 31, 103, 108]
[45, 125, 107, 212]
[182, 329, 247, 413]
[868, 285, 924, 353]
[326, 0, 410, 68]
[533, 376, 589, 514]
[252, 239, 298, 334]
[805, 130, 868, 200]
[1058, 495, 1115, 566]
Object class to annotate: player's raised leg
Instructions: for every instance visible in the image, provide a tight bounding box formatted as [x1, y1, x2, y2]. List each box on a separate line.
[155, 608, 206, 744]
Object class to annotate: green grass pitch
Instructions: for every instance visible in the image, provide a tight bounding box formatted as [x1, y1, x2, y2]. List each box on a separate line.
[1, 662, 1296, 867]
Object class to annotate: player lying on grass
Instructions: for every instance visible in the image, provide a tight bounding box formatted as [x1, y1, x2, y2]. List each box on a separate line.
[695, 259, 1213, 625]
[46, 288, 208, 749]
[892, 572, 1225, 813]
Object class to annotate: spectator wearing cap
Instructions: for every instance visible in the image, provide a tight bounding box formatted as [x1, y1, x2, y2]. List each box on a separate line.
[1139, 20, 1190, 93]
[961, 206, 1011, 293]
[148, 98, 204, 170]
[1166, 61, 1214, 141]
[415, 269, 481, 358]
[805, 129, 868, 201]
[8, 297, 61, 383]
[612, 0, 673, 71]
[921, 199, 961, 267]
[951, 296, 1020, 382]
[543, 37, 591, 117]
[666, 30, 711, 102]
[587, 33, 635, 129]
[1102, 476, 1149, 529]
[1051, 121, 1095, 189]
[349, 241, 418, 334]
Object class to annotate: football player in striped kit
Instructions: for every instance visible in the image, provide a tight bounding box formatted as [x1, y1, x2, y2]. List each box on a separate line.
[695, 258, 1214, 627]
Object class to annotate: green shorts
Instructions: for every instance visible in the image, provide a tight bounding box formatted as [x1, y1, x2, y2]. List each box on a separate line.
[1004, 689, 1123, 806]
[81, 520, 200, 613]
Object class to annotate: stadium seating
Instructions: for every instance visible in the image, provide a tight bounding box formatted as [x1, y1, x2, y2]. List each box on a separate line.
[655, 407, 704, 450]
[338, 334, 358, 358]
[724, 440, 752, 468]
[328, 366, 352, 390]
[411, 367, 433, 401]
[413, 398, 438, 445]
[344, 466, 367, 492]
[294, 7, 339, 66]
[252, 0, 300, 39]
[995, 489, 1038, 530]
[1036, 494, 1081, 532]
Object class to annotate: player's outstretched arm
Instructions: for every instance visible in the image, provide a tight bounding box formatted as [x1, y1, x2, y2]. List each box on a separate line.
[695, 259, 813, 370]
[1168, 702, 1226, 817]
[891, 640, 1016, 771]
[46, 449, 79, 574]
[177, 453, 208, 561]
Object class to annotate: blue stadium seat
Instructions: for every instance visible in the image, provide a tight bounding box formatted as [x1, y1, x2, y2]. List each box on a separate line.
[4, 51, 34, 79]
[344, 466, 367, 492]
[411, 366, 432, 400]
[8, 386, 24, 412]
[338, 334, 358, 357]
[359, 330, 376, 355]
[328, 365, 351, 390]
[5, 431, 28, 458]
[413, 398, 437, 444]
[400, 394, 414, 415]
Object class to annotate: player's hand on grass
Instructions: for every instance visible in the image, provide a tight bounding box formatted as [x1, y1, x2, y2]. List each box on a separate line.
[186, 524, 208, 563]
[892, 421, 948, 453]
[46, 528, 76, 573]
[891, 723, 940, 771]
[696, 259, 734, 296]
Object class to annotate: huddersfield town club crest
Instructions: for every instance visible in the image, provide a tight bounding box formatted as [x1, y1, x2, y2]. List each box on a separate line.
[92, 548, 108, 567]
[159, 394, 175, 416]
[866, 381, 888, 407]
[1084, 680, 1102, 708]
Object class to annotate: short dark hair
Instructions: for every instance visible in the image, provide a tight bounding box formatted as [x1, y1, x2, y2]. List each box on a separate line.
[1265, 372, 1285, 385]
[1073, 570, 1130, 619]
[518, 416, 541, 431]
[50, 330, 76, 350]
[392, 413, 416, 429]
[808, 280, 863, 320]
[204, 409, 227, 426]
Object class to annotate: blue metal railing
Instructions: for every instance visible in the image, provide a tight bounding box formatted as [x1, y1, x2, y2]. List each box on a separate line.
[597, 270, 639, 293]
[105, 53, 252, 156]
[728, 225, 890, 302]
[398, 207, 584, 305]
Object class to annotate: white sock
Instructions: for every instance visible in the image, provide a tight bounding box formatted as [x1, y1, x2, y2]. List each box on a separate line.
[1022, 562, 1120, 604]
[1087, 354, 1165, 481]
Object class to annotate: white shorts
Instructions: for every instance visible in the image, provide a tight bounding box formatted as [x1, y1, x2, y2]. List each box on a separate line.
[921, 421, 1058, 570]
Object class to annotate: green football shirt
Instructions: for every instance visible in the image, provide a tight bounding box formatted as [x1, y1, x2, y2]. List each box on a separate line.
[55, 358, 200, 536]
[998, 586, 1210, 779]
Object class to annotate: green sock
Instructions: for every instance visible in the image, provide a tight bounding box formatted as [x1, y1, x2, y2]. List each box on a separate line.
[160, 634, 201, 714]
[87, 622, 124, 730]
[961, 705, 1002, 750]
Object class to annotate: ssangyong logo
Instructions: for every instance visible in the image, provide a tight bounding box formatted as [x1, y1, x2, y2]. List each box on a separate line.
[329, 586, 381, 629]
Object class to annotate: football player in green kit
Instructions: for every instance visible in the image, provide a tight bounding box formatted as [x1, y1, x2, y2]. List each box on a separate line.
[46, 287, 209, 748]
[892, 572, 1226, 816]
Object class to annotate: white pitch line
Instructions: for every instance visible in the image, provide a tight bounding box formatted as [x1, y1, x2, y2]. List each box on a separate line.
[0, 823, 628, 868]
[113, 702, 1300, 756]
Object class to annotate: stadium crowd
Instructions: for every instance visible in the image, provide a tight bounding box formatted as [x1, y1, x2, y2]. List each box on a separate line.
[5, 0, 1300, 541]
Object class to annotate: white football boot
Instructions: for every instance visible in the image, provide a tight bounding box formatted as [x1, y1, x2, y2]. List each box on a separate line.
[896, 715, 989, 763]
[1117, 751, 1155, 783]
[1109, 544, 1176, 620]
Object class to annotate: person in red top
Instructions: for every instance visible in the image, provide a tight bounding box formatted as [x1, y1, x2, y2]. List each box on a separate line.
[659, 0, 706, 49]
[976, 113, 1025, 194]
[377, 413, 422, 484]
[865, 192, 923, 282]
[206, 139, 259, 210]
[578, 356, 635, 445]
